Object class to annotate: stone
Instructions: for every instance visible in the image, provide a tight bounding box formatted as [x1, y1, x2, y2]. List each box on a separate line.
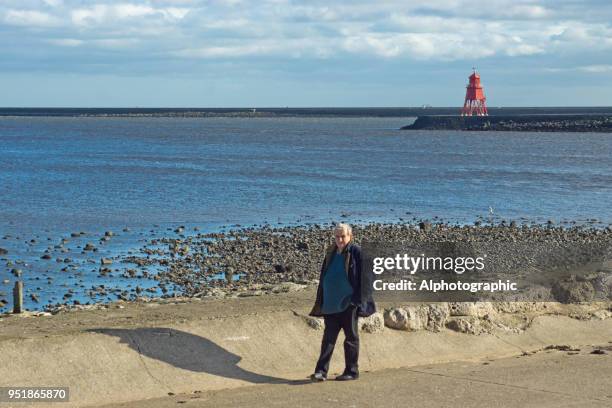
[384, 306, 426, 331]
[105, 231, 114, 237]
[100, 258, 113, 265]
[84, 243, 96, 251]
[449, 302, 495, 318]
[0, 248, 7, 255]
[41, 254, 52, 260]
[303, 315, 324, 330]
[552, 279, 595, 303]
[446, 316, 482, 335]
[419, 221, 432, 232]
[591, 310, 612, 320]
[426, 303, 450, 332]
[359, 312, 384, 333]
[271, 282, 306, 293]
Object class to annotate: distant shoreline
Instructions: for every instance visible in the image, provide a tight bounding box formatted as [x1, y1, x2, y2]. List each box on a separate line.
[2, 107, 612, 118]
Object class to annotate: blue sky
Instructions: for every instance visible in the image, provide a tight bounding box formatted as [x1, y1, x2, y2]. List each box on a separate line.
[1, 0, 611, 107]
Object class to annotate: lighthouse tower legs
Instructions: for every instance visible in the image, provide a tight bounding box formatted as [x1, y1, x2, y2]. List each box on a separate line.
[461, 70, 488, 116]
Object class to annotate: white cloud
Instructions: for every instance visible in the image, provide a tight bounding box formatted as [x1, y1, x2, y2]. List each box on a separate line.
[1, 0, 612, 64]
[47, 38, 83, 46]
[580, 65, 612, 73]
[4, 9, 61, 27]
[71, 3, 190, 26]
[94, 38, 141, 48]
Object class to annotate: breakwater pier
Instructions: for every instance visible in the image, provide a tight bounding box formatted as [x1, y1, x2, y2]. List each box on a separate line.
[403, 114, 612, 132]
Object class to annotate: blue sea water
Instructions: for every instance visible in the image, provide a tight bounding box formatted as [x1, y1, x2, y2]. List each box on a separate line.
[1, 115, 611, 311]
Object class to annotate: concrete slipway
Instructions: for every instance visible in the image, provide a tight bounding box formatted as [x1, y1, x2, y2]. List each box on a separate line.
[0, 288, 610, 407]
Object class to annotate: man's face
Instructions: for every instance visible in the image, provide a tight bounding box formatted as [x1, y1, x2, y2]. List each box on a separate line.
[334, 228, 351, 251]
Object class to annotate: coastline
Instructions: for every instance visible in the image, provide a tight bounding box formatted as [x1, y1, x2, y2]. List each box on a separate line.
[2, 221, 611, 407]
[2, 220, 611, 314]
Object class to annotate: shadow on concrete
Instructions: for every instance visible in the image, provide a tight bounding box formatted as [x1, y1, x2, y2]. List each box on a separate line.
[89, 327, 311, 386]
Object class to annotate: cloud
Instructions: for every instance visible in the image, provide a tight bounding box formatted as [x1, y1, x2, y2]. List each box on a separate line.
[47, 38, 83, 46]
[70, 3, 190, 26]
[3, 9, 61, 27]
[580, 64, 612, 73]
[0, 0, 611, 71]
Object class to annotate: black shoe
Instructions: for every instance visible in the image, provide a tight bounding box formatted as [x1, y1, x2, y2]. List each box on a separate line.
[310, 372, 327, 382]
[335, 373, 359, 381]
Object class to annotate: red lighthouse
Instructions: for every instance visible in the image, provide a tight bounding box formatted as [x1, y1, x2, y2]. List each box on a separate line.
[461, 69, 488, 116]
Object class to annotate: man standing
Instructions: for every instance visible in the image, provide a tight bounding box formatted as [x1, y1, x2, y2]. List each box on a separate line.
[309, 223, 376, 381]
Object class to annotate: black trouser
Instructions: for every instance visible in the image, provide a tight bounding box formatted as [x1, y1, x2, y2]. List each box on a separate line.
[314, 305, 359, 376]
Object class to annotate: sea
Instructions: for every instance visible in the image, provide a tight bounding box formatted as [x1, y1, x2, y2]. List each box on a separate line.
[1, 109, 611, 311]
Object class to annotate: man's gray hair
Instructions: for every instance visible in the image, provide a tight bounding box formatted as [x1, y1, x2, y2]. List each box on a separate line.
[334, 223, 352, 235]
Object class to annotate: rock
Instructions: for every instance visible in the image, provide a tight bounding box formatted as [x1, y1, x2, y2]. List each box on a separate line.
[238, 290, 264, 297]
[41, 254, 52, 260]
[2, 279, 9, 284]
[359, 312, 384, 333]
[293, 312, 325, 330]
[30, 293, 40, 303]
[271, 282, 306, 293]
[446, 316, 482, 335]
[384, 306, 426, 331]
[105, 231, 114, 237]
[296, 242, 309, 251]
[84, 243, 96, 251]
[305, 316, 324, 330]
[225, 267, 234, 284]
[0, 248, 7, 255]
[591, 310, 612, 320]
[426, 303, 450, 332]
[419, 221, 432, 232]
[449, 302, 495, 317]
[70, 232, 80, 237]
[552, 279, 595, 303]
[0, 299, 6, 307]
[544, 345, 580, 352]
[11, 268, 22, 277]
[100, 258, 113, 265]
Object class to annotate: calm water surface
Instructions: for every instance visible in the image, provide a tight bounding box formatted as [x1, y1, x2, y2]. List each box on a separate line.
[1, 116, 611, 311]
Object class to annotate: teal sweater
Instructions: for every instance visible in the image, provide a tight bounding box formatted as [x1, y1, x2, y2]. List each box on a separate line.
[321, 252, 353, 314]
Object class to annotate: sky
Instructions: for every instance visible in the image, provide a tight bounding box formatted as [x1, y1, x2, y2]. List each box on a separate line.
[1, 0, 611, 107]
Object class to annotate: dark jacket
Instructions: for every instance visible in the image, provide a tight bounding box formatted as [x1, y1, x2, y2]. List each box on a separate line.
[309, 242, 376, 318]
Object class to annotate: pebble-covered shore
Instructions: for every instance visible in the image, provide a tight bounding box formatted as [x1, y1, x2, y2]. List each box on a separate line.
[1, 220, 611, 314]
